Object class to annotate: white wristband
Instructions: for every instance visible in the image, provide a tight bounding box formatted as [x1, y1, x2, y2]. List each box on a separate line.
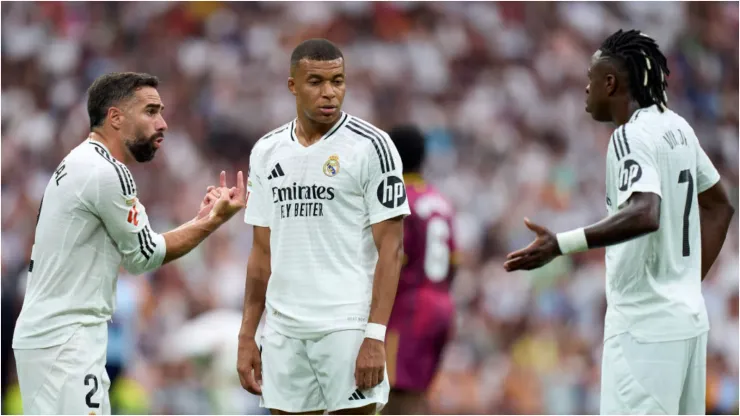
[556, 228, 589, 254]
[364, 323, 386, 342]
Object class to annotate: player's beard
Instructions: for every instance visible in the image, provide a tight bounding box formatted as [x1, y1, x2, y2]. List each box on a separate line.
[125, 131, 162, 163]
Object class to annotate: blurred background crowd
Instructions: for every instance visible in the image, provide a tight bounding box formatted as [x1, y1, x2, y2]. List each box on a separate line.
[1, 1, 738, 414]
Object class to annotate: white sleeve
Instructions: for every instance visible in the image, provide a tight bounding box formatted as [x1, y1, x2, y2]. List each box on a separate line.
[244, 147, 271, 227]
[614, 125, 662, 209]
[695, 142, 721, 193]
[87, 164, 166, 275]
[361, 131, 411, 224]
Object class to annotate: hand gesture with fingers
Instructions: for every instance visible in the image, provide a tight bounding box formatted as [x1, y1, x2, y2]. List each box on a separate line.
[196, 186, 231, 220]
[211, 170, 247, 222]
[504, 218, 562, 272]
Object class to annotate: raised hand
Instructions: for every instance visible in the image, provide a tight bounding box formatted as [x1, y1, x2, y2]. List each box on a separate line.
[503, 218, 562, 272]
[210, 170, 247, 222]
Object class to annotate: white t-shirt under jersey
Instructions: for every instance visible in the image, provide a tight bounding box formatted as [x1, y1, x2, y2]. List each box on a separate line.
[244, 113, 411, 339]
[603, 105, 721, 343]
[13, 139, 166, 350]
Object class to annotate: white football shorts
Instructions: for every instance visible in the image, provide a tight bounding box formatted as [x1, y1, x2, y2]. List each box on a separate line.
[600, 332, 707, 415]
[14, 323, 111, 415]
[259, 328, 390, 413]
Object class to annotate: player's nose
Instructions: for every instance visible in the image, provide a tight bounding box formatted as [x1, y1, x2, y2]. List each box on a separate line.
[156, 116, 168, 132]
[320, 83, 336, 99]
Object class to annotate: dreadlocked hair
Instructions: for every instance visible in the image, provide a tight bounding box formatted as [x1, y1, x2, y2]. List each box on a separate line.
[599, 29, 670, 111]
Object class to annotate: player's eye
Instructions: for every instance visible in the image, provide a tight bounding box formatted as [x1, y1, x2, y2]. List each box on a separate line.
[333, 79, 344, 86]
[309, 80, 321, 86]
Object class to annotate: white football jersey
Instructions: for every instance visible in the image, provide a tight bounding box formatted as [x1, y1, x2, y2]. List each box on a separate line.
[13, 139, 166, 349]
[244, 113, 411, 339]
[603, 105, 720, 342]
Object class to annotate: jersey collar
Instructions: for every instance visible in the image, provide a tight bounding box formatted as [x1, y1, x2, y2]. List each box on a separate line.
[87, 136, 112, 153]
[290, 112, 348, 142]
[628, 104, 660, 124]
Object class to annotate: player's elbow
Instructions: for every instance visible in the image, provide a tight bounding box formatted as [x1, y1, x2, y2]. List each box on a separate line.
[631, 200, 661, 234]
[720, 203, 736, 221]
[644, 215, 660, 233]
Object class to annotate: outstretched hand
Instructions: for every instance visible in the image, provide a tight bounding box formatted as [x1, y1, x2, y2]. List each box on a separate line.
[503, 218, 561, 272]
[210, 170, 247, 222]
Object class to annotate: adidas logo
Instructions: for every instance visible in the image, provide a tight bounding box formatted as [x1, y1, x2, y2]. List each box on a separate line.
[348, 389, 366, 401]
[267, 163, 285, 180]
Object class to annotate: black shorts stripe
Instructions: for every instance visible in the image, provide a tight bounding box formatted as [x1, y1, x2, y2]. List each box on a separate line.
[143, 225, 157, 248]
[346, 123, 387, 173]
[119, 164, 136, 195]
[91, 144, 127, 194]
[355, 389, 366, 399]
[351, 118, 395, 171]
[137, 232, 151, 260]
[620, 125, 631, 155]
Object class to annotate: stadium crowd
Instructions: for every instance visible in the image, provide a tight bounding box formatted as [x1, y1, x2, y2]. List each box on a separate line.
[2, 1, 738, 414]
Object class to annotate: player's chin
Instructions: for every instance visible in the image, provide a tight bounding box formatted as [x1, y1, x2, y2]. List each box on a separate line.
[133, 148, 158, 163]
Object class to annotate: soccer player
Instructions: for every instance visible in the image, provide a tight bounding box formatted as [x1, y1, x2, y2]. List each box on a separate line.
[504, 30, 735, 415]
[382, 125, 457, 415]
[236, 39, 410, 415]
[12, 72, 246, 415]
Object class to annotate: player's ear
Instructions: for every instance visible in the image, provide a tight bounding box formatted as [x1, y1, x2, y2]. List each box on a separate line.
[605, 74, 617, 97]
[107, 106, 124, 130]
[287, 77, 297, 97]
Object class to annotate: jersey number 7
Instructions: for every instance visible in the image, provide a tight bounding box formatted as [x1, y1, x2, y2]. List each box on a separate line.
[678, 169, 694, 257]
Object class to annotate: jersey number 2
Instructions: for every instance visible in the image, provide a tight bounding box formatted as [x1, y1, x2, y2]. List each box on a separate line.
[425, 217, 451, 282]
[84, 374, 100, 409]
[678, 170, 693, 257]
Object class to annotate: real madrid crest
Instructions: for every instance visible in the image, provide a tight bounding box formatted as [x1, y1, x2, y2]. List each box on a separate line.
[323, 154, 340, 177]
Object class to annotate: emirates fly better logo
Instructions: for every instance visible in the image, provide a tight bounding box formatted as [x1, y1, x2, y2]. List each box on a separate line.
[377, 176, 406, 209]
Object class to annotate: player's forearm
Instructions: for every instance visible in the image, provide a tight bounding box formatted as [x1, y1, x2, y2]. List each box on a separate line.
[368, 237, 404, 326]
[699, 204, 734, 280]
[239, 248, 271, 339]
[162, 215, 224, 264]
[581, 194, 661, 249]
[171, 217, 196, 232]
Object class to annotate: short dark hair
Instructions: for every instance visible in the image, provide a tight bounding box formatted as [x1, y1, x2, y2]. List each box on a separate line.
[388, 125, 426, 174]
[290, 39, 344, 75]
[87, 72, 159, 129]
[599, 29, 670, 111]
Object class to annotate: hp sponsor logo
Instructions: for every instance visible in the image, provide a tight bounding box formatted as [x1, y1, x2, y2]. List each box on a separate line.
[377, 176, 407, 209]
[618, 159, 642, 192]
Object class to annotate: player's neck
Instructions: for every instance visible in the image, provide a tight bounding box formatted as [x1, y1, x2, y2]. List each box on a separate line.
[610, 100, 641, 126]
[88, 130, 131, 165]
[295, 112, 338, 146]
